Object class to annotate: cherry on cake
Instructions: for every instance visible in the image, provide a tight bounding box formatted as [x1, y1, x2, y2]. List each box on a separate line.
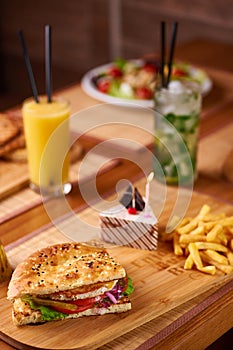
[99, 176, 158, 251]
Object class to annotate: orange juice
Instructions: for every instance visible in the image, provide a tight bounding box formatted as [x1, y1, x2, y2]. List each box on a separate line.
[22, 96, 71, 195]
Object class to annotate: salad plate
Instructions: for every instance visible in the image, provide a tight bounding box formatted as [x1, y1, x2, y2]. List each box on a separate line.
[81, 59, 213, 108]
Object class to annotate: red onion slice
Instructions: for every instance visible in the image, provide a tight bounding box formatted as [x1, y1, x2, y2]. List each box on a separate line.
[105, 292, 117, 304]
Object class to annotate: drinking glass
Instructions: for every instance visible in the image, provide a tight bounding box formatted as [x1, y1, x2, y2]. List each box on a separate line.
[22, 95, 71, 196]
[153, 81, 202, 185]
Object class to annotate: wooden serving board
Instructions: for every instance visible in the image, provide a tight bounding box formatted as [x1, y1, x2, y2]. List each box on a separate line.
[0, 179, 233, 350]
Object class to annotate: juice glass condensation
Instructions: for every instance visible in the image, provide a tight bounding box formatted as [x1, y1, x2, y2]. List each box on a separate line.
[154, 81, 202, 185]
[22, 96, 71, 195]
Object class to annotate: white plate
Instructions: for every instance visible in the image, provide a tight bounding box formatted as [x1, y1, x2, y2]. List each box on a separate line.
[81, 60, 213, 108]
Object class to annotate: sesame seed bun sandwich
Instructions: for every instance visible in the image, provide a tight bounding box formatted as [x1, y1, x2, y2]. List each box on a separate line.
[7, 242, 134, 326]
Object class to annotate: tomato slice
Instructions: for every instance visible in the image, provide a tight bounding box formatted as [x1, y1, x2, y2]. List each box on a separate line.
[71, 297, 97, 307]
[52, 305, 90, 314]
[51, 297, 97, 314]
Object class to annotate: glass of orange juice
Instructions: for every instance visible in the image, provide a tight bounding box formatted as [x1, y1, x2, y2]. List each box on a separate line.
[22, 95, 72, 196]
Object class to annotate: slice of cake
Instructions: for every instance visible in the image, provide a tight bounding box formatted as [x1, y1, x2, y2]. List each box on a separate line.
[99, 176, 158, 251]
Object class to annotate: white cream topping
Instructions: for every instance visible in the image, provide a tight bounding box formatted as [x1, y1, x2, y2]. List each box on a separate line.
[100, 204, 157, 225]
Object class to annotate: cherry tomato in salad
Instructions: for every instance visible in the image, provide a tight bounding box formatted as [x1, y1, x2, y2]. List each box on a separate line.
[142, 63, 158, 74]
[172, 68, 188, 77]
[97, 80, 111, 93]
[135, 86, 152, 99]
[108, 66, 122, 78]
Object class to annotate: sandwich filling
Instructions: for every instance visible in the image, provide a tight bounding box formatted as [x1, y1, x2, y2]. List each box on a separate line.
[17, 276, 133, 321]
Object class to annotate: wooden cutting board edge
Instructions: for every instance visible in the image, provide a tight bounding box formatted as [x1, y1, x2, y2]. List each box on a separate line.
[0, 230, 232, 350]
[0, 269, 231, 350]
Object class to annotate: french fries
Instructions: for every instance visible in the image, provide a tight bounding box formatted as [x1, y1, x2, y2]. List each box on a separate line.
[166, 205, 233, 275]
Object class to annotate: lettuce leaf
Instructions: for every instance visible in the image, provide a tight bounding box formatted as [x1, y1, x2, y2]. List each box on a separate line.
[109, 80, 134, 99]
[37, 305, 67, 321]
[22, 296, 67, 321]
[114, 57, 126, 70]
[123, 276, 134, 296]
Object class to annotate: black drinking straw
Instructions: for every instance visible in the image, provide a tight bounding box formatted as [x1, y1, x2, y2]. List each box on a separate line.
[45, 24, 52, 102]
[17, 30, 39, 103]
[160, 21, 166, 88]
[166, 22, 178, 87]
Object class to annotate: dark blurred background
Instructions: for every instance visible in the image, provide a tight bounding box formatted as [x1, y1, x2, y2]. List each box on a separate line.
[0, 0, 232, 111]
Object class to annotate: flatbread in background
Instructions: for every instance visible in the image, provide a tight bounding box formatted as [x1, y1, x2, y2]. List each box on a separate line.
[0, 133, 25, 158]
[2, 145, 27, 163]
[0, 114, 25, 159]
[0, 114, 19, 146]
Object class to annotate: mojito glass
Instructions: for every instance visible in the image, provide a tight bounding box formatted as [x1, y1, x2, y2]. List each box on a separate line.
[154, 81, 202, 185]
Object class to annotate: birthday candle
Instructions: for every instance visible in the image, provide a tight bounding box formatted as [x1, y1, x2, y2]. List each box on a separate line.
[132, 197, 135, 208]
[145, 172, 154, 216]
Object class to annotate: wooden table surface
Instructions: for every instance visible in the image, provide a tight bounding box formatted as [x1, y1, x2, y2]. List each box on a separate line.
[0, 39, 233, 350]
